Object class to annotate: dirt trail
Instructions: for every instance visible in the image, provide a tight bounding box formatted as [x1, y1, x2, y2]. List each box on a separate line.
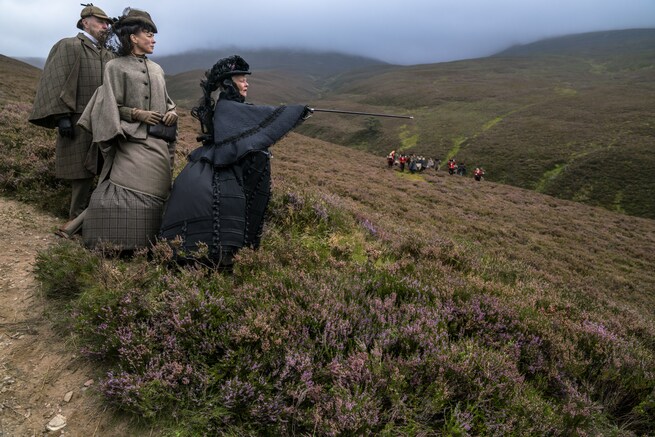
[0, 197, 134, 436]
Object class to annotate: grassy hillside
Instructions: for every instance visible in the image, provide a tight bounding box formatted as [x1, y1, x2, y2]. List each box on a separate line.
[2, 50, 654, 435]
[0, 56, 69, 215]
[0, 55, 42, 104]
[288, 29, 655, 219]
[163, 49, 391, 109]
[163, 30, 655, 218]
[33, 136, 655, 435]
[15, 31, 654, 219]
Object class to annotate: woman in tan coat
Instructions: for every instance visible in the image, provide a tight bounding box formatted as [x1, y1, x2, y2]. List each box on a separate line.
[73, 8, 177, 250]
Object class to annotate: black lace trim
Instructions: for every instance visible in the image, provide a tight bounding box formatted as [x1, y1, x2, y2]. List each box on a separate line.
[211, 169, 221, 259]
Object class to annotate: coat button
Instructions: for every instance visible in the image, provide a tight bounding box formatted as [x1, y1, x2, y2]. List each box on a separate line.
[145, 96, 149, 99]
[143, 82, 148, 85]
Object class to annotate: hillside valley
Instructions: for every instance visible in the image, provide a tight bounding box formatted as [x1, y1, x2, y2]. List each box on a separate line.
[14, 30, 654, 218]
[156, 29, 655, 219]
[286, 29, 655, 219]
[1, 35, 655, 435]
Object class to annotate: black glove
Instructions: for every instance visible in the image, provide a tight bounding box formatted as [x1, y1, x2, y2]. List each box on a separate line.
[57, 117, 73, 138]
[302, 106, 314, 120]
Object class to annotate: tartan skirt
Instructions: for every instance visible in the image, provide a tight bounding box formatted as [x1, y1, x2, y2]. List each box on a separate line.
[83, 180, 166, 250]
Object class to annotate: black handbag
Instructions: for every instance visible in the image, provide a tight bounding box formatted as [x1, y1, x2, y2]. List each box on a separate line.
[147, 121, 178, 142]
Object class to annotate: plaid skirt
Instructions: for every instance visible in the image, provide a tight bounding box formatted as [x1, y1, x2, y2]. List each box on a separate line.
[83, 180, 166, 250]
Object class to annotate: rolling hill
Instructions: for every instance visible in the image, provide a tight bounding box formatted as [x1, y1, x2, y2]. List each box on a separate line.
[280, 29, 655, 219]
[1, 41, 655, 435]
[161, 48, 390, 109]
[0, 54, 41, 104]
[2, 49, 655, 434]
[496, 28, 655, 60]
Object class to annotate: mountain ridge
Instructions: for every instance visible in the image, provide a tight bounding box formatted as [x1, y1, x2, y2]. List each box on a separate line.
[495, 28, 655, 58]
[284, 28, 655, 219]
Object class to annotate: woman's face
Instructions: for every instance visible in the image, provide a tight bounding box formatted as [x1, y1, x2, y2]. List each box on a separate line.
[131, 29, 156, 55]
[232, 75, 248, 97]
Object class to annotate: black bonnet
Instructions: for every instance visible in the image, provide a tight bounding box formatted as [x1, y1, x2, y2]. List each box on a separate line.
[211, 55, 252, 82]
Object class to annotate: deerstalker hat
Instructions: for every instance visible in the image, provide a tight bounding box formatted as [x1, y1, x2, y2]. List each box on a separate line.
[77, 3, 113, 30]
[213, 55, 252, 82]
[116, 7, 158, 33]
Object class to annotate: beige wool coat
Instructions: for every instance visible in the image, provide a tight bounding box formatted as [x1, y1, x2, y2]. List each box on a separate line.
[79, 55, 176, 198]
[29, 33, 115, 178]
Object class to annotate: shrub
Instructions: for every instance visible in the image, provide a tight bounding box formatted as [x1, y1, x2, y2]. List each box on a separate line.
[0, 102, 68, 217]
[32, 186, 655, 435]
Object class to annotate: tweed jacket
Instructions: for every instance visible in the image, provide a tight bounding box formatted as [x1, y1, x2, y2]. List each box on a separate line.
[79, 55, 175, 143]
[28, 33, 114, 178]
[79, 55, 175, 195]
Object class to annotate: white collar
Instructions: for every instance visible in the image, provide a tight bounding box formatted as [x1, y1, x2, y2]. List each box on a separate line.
[82, 30, 99, 45]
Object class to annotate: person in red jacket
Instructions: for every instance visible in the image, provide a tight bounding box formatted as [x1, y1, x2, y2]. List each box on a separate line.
[474, 167, 485, 181]
[399, 154, 407, 172]
[448, 159, 456, 175]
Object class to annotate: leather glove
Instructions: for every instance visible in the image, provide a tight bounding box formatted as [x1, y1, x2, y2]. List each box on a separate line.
[162, 111, 178, 126]
[57, 117, 74, 138]
[131, 108, 163, 126]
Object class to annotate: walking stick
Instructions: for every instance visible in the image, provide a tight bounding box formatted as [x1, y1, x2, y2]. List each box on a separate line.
[308, 108, 413, 119]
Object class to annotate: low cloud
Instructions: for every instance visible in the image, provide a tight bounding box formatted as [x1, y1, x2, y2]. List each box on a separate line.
[1, 0, 654, 64]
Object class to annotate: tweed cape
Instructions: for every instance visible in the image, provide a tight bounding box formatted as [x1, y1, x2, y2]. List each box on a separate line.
[29, 33, 115, 178]
[79, 55, 176, 250]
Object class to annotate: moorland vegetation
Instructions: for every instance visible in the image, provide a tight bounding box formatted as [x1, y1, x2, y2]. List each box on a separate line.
[1, 32, 654, 435]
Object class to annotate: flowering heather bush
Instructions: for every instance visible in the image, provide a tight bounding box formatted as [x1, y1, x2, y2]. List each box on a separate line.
[33, 186, 655, 436]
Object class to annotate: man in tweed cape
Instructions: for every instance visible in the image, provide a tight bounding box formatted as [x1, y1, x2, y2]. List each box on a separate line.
[29, 4, 115, 224]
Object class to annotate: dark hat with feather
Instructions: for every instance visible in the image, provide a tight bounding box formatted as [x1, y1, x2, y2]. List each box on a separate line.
[114, 7, 158, 33]
[212, 55, 252, 82]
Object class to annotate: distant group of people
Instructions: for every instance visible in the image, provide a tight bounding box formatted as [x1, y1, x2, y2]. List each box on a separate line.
[29, 4, 310, 267]
[387, 151, 440, 173]
[387, 151, 485, 181]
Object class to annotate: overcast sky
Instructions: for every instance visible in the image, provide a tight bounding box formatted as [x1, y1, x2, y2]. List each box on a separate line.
[2, 0, 654, 65]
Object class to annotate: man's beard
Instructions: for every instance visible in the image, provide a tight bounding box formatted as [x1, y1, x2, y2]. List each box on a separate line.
[95, 29, 110, 46]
